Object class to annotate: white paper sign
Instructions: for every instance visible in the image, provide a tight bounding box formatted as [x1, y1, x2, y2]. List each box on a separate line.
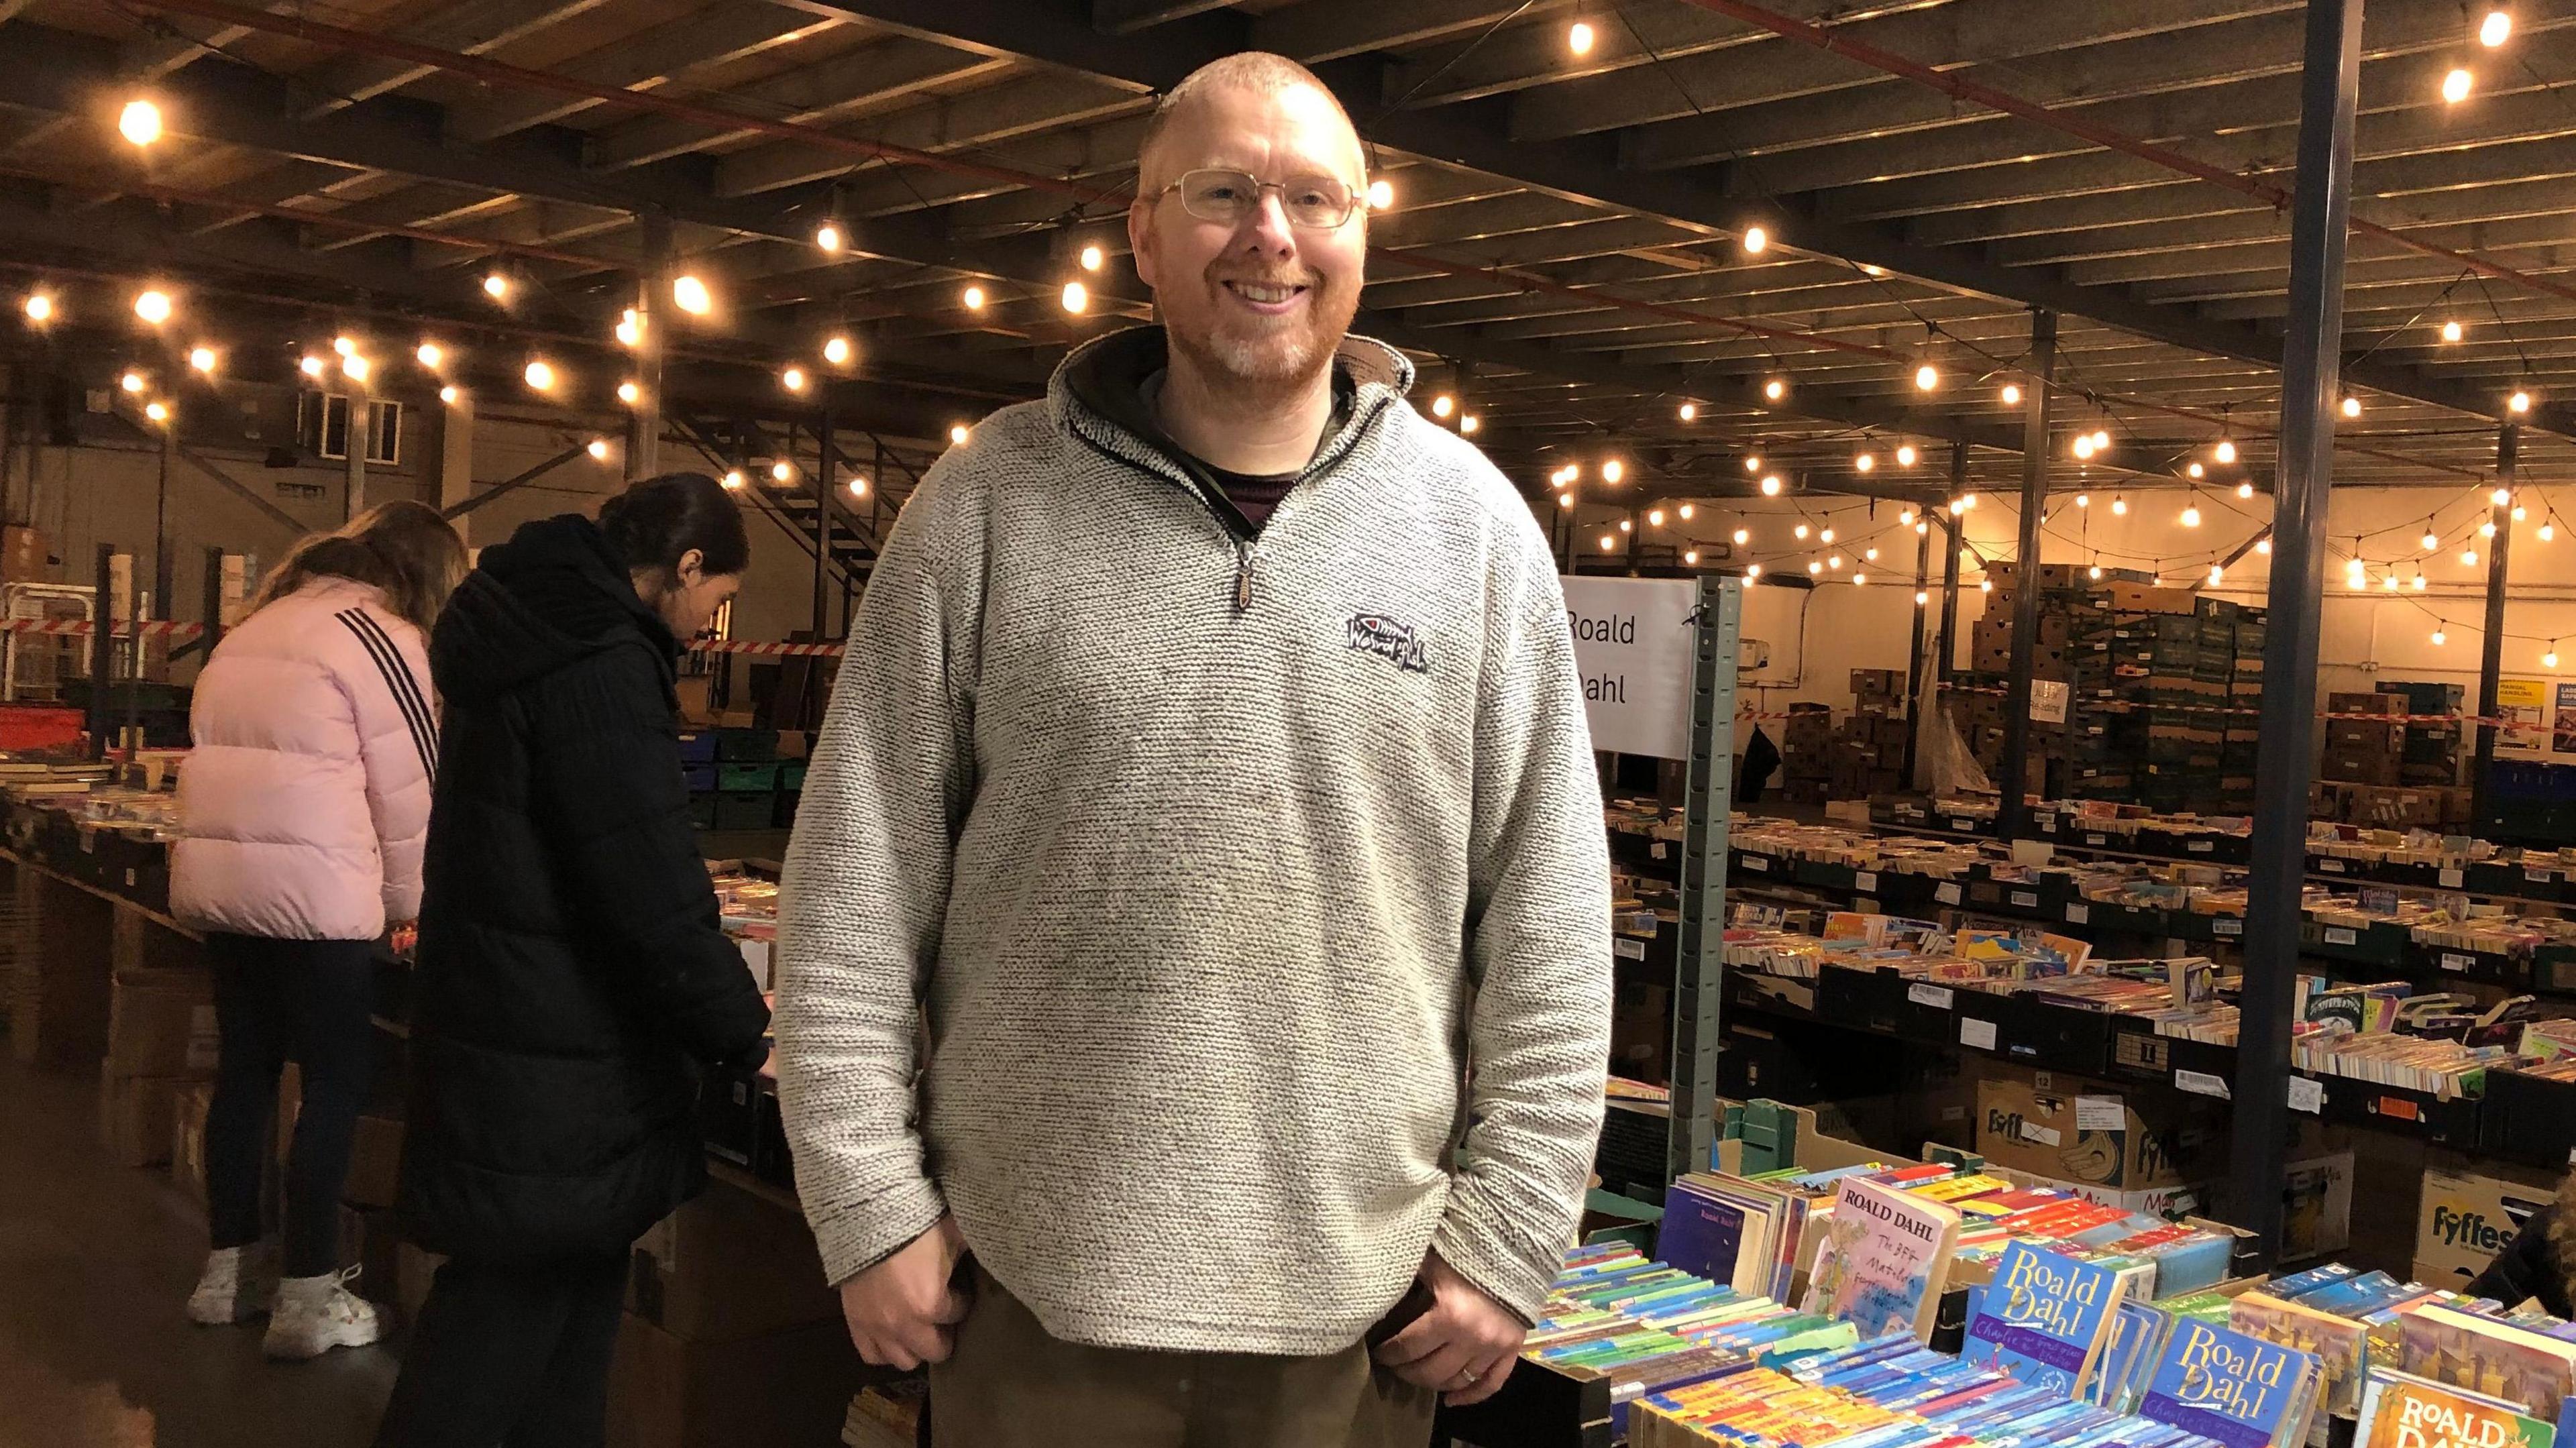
[2320, 858, 2346, 872]
[2065, 903, 2090, 925]
[1739, 853, 1769, 872]
[1613, 937, 1648, 961]
[2288, 1077, 2324, 1114]
[2214, 917, 2242, 937]
[2020, 1121, 2062, 1147]
[1960, 1017, 1998, 1050]
[2031, 679, 2069, 724]
[2441, 951, 2476, 972]
[1560, 575, 1699, 759]
[2174, 1070, 2233, 1100]
[1908, 983, 1954, 1011]
[2074, 1095, 2127, 1132]
[2010, 890, 2039, 909]
[2440, 868, 2465, 888]
[1936, 882, 1963, 905]
[1854, 871, 1878, 895]
[2324, 926, 2358, 946]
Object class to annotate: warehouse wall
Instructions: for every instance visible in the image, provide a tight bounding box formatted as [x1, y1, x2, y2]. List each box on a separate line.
[1571, 472, 2576, 718]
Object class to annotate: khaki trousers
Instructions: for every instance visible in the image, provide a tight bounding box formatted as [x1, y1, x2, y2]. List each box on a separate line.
[930, 1264, 1440, 1448]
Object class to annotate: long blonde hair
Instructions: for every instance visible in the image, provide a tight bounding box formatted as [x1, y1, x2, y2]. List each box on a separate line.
[248, 500, 468, 634]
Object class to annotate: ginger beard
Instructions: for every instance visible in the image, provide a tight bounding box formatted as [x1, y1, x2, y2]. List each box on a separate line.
[1130, 84, 1366, 408]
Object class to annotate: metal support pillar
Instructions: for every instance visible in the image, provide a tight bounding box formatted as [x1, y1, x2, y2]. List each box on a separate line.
[627, 210, 669, 480]
[343, 380, 370, 522]
[154, 421, 174, 622]
[437, 390, 476, 547]
[87, 543, 113, 757]
[1669, 575, 1741, 1182]
[200, 545, 226, 657]
[1997, 311, 2057, 839]
[2472, 425, 2520, 828]
[2231, 0, 2364, 1265]
[813, 410, 833, 639]
[1904, 495, 1933, 781]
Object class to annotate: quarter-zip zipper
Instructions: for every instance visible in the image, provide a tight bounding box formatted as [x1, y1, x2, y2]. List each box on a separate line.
[1234, 541, 1256, 613]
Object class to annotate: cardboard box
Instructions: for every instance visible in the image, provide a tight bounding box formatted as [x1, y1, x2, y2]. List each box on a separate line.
[98, 1068, 184, 1167]
[1974, 1071, 2225, 1190]
[2416, 1167, 2557, 1288]
[627, 1178, 842, 1343]
[2328, 691, 2406, 718]
[105, 970, 218, 1081]
[606, 1315, 868, 1448]
[172, 1078, 213, 1207]
[343, 1114, 405, 1210]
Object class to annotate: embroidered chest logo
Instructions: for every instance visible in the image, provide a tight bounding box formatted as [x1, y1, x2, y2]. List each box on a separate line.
[1346, 612, 1429, 673]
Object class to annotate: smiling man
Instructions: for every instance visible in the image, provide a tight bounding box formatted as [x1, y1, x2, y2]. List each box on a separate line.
[775, 52, 1612, 1447]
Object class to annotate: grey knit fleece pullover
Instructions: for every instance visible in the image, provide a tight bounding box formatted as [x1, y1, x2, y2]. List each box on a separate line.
[774, 327, 1613, 1355]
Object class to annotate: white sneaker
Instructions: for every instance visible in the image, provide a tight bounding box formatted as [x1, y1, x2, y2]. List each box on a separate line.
[187, 1243, 278, 1326]
[262, 1266, 384, 1359]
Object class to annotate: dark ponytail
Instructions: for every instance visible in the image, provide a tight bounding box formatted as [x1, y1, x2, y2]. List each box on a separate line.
[597, 472, 750, 581]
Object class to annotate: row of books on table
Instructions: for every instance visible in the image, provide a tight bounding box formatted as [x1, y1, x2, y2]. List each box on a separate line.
[1723, 906, 2563, 1101]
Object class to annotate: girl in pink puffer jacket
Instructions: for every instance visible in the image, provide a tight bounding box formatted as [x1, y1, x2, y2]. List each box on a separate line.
[171, 499, 466, 1361]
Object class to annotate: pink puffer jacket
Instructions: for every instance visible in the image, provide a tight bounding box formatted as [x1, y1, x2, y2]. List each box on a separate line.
[172, 577, 437, 941]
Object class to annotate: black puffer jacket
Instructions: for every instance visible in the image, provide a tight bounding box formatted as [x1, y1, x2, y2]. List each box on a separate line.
[396, 514, 770, 1263]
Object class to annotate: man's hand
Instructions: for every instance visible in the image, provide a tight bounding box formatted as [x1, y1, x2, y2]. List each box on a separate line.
[837, 1216, 970, 1370]
[1372, 1251, 1526, 1406]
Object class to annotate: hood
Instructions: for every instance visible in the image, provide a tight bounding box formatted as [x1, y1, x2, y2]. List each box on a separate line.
[430, 513, 676, 703]
[1047, 327, 1413, 531]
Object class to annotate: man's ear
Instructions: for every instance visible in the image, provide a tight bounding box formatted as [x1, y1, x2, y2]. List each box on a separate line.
[1128, 199, 1160, 290]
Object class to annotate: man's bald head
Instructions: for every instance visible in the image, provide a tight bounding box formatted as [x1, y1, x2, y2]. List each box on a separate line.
[1135, 52, 1366, 194]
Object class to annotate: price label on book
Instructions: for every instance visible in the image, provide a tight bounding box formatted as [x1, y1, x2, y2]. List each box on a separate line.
[2214, 917, 2242, 938]
[2085, 833, 2108, 847]
[1650, 842, 1667, 860]
[2440, 951, 2476, 973]
[1951, 818, 1976, 832]
[1854, 871, 1878, 895]
[2065, 903, 2090, 925]
[2324, 926, 2359, 946]
[2440, 868, 2465, 888]
[2188, 840, 2214, 854]
[1908, 983, 1954, 1011]
[1739, 854, 1768, 873]
[2318, 858, 2345, 873]
[1960, 1017, 1998, 1050]
[2288, 1077, 2324, 1114]
[1613, 938, 1647, 962]
[2174, 1069, 2233, 1101]
[2532, 868, 2557, 885]
[1935, 882, 1963, 905]
[2039, 816, 2058, 834]
[2074, 1095, 2127, 1132]
[2010, 890, 2039, 909]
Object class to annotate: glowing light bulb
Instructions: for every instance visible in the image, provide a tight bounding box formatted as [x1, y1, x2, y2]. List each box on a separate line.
[1061, 280, 1089, 313]
[2215, 439, 2237, 464]
[2551, 648, 2563, 670]
[2238, 482, 2255, 500]
[1915, 364, 1938, 392]
[2433, 628, 2449, 645]
[438, 386, 459, 405]
[2463, 549, 2481, 566]
[524, 359, 555, 391]
[2209, 565, 2224, 585]
[586, 439, 610, 461]
[1618, 518, 1631, 534]
[299, 355, 324, 379]
[1684, 550, 1699, 566]
[1760, 475, 1782, 496]
[1746, 563, 1762, 579]
[1568, 20, 1595, 54]
[1853, 573, 1867, 586]
[416, 341, 443, 368]
[1557, 492, 1573, 510]
[2481, 520, 2498, 539]
[1915, 521, 1928, 535]
[118, 99, 162, 147]
[816, 221, 844, 254]
[823, 335, 853, 366]
[1896, 445, 1918, 467]
[2089, 565, 2103, 581]
[1432, 394, 1454, 419]
[2544, 524, 2559, 543]
[2495, 487, 2514, 506]
[340, 353, 370, 384]
[133, 290, 170, 325]
[1864, 547, 1878, 561]
[2181, 504, 2201, 528]
[781, 366, 808, 393]
[2111, 496, 2128, 516]
[2443, 320, 2464, 343]
[1367, 178, 1393, 211]
[1733, 528, 1750, 545]
[2074, 494, 2089, 509]
[144, 401, 168, 423]
[2381, 574, 2396, 590]
[2443, 67, 2473, 103]
[2188, 462, 2204, 479]
[2342, 396, 2361, 419]
[1678, 402, 1697, 422]
[1855, 453, 1875, 472]
[1678, 504, 1694, 520]
[1602, 459, 1625, 484]
[1079, 244, 1104, 272]
[617, 381, 641, 405]
[1820, 528, 1836, 543]
[1742, 226, 1768, 255]
[23, 293, 52, 323]
[2484, 9, 2513, 47]
[851, 476, 869, 498]
[615, 312, 642, 347]
[1957, 494, 1976, 512]
[1900, 508, 1917, 524]
[2257, 539, 2272, 556]
[1745, 456, 1762, 473]
[1794, 524, 1811, 540]
[2000, 384, 2021, 406]
[1648, 508, 1666, 527]
[2510, 390, 2532, 414]
[2414, 574, 2428, 590]
[2515, 504, 2528, 522]
[120, 370, 145, 394]
[331, 335, 354, 357]
[1915, 590, 1929, 604]
[2424, 530, 2441, 551]
[672, 274, 712, 316]
[951, 425, 971, 446]
[2073, 435, 2096, 460]
[771, 460, 795, 484]
[1461, 414, 1480, 435]
[484, 273, 511, 300]
[962, 285, 987, 311]
[2092, 429, 2111, 450]
[188, 347, 215, 374]
[1980, 579, 1993, 594]
[722, 469, 745, 490]
[1764, 378, 1786, 402]
[1809, 561, 1823, 575]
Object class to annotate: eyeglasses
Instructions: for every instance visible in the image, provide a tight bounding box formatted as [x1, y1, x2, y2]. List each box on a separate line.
[1155, 168, 1361, 230]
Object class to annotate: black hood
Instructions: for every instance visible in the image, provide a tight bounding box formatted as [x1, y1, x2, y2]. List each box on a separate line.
[431, 513, 676, 704]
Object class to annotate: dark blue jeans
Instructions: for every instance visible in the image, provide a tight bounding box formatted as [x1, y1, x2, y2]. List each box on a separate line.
[203, 933, 376, 1278]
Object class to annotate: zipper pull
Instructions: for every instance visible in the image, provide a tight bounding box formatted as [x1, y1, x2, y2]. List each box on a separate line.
[1233, 547, 1256, 613]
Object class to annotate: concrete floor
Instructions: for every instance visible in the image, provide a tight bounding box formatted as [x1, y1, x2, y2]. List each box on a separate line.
[0, 1054, 396, 1448]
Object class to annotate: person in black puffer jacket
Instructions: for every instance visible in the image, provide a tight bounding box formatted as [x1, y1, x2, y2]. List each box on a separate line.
[376, 473, 771, 1448]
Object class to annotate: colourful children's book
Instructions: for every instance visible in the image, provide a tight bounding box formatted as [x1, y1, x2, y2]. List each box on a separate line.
[1799, 1176, 1964, 1343]
[2355, 1368, 2555, 1448]
[1962, 1241, 2125, 1399]
[2138, 1318, 2323, 1448]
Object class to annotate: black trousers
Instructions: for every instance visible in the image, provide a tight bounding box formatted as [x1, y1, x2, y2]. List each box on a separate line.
[373, 1254, 631, 1448]
[204, 932, 376, 1278]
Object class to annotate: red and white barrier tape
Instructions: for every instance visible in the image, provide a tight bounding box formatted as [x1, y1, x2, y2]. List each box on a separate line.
[0, 618, 205, 639]
[693, 638, 846, 657]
